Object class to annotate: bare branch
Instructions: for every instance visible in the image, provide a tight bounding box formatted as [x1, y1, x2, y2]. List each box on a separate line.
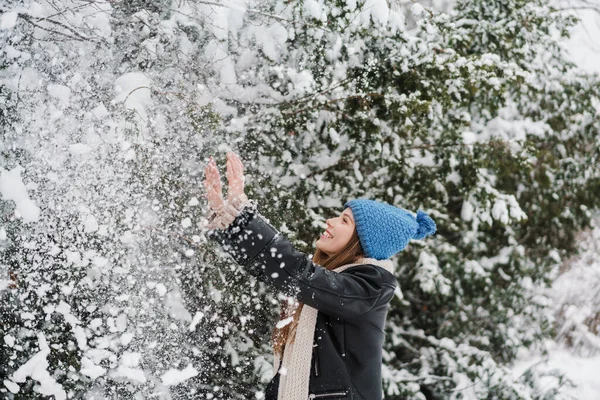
[555, 5, 600, 13]
[18, 14, 88, 41]
[122, 86, 153, 106]
[29, 14, 93, 41]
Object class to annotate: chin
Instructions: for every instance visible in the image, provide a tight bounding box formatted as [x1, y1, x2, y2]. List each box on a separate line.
[316, 244, 332, 256]
[315, 241, 326, 253]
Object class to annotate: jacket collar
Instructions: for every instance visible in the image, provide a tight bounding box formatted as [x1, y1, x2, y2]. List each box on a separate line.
[335, 257, 394, 274]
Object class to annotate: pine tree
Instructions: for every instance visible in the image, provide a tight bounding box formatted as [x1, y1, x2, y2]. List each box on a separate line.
[1, 0, 599, 398]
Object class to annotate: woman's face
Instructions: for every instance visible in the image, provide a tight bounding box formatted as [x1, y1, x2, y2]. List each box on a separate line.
[316, 207, 356, 255]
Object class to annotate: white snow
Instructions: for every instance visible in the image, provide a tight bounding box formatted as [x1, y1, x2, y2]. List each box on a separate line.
[80, 357, 106, 379]
[414, 251, 451, 295]
[11, 334, 67, 400]
[21, 312, 35, 320]
[460, 199, 474, 221]
[0, 11, 18, 30]
[69, 143, 93, 156]
[410, 3, 426, 18]
[113, 72, 153, 125]
[115, 366, 146, 383]
[120, 332, 134, 346]
[491, 198, 509, 224]
[56, 301, 80, 326]
[4, 334, 15, 347]
[0, 0, 598, 398]
[120, 352, 142, 367]
[0, 167, 41, 223]
[91, 103, 109, 119]
[83, 213, 99, 233]
[512, 342, 600, 399]
[74, 326, 88, 350]
[304, 0, 326, 21]
[511, 215, 600, 398]
[189, 311, 205, 331]
[161, 364, 199, 386]
[361, 0, 390, 26]
[3, 379, 19, 393]
[47, 84, 71, 107]
[156, 283, 167, 296]
[275, 316, 294, 329]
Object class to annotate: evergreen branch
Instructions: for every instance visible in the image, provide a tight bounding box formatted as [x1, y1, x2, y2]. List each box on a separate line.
[280, 77, 356, 107]
[282, 92, 386, 116]
[408, 0, 436, 18]
[194, 0, 289, 23]
[400, 374, 453, 383]
[395, 357, 423, 369]
[304, 140, 505, 179]
[178, 0, 331, 32]
[305, 155, 362, 179]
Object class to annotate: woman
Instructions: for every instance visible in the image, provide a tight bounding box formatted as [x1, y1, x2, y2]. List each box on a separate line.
[202, 152, 436, 400]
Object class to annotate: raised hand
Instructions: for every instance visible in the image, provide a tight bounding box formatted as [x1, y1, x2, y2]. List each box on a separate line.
[226, 151, 245, 202]
[203, 156, 225, 212]
[203, 152, 247, 214]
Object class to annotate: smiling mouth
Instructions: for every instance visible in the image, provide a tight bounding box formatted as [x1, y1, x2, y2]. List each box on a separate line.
[321, 231, 333, 239]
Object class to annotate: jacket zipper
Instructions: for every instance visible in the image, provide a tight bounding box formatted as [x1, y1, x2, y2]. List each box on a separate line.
[308, 392, 347, 399]
[313, 346, 319, 377]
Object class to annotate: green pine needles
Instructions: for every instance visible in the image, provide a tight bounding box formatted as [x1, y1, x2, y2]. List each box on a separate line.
[1, 0, 598, 398]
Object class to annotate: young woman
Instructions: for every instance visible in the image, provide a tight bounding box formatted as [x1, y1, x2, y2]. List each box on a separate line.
[202, 152, 436, 400]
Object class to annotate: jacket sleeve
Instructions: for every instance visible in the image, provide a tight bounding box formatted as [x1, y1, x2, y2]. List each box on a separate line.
[206, 205, 394, 320]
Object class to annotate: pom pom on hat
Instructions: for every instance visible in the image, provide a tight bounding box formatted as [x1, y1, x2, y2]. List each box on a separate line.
[414, 210, 437, 240]
[344, 199, 436, 260]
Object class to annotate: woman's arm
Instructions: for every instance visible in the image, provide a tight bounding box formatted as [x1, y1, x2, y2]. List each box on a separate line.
[201, 152, 395, 319]
[206, 207, 395, 320]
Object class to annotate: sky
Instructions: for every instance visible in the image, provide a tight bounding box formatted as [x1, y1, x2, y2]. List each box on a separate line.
[564, 4, 600, 74]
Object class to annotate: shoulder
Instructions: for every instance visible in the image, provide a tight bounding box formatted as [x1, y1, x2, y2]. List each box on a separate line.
[341, 263, 397, 288]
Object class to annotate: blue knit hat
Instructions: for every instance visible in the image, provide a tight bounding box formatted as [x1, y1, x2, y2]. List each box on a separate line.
[344, 199, 436, 260]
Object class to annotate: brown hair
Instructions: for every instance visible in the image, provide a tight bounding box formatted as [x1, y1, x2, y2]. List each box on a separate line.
[271, 226, 364, 359]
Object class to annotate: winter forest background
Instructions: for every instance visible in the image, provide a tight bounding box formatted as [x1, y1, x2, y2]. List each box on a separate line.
[1, 0, 600, 398]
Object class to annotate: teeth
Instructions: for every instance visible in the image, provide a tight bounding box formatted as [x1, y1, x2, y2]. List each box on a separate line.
[323, 231, 333, 239]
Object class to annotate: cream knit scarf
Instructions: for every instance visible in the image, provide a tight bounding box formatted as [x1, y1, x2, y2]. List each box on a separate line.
[273, 257, 394, 400]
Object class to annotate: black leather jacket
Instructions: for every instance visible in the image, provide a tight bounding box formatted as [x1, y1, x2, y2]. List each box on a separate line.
[208, 205, 398, 400]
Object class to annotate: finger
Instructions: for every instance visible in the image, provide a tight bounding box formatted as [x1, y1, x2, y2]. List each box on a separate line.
[206, 167, 222, 191]
[226, 158, 233, 179]
[208, 162, 221, 181]
[227, 153, 239, 176]
[234, 158, 244, 183]
[233, 153, 244, 176]
[205, 167, 216, 186]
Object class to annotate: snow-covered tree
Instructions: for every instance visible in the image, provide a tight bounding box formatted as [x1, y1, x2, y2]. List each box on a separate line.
[1, 0, 599, 398]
